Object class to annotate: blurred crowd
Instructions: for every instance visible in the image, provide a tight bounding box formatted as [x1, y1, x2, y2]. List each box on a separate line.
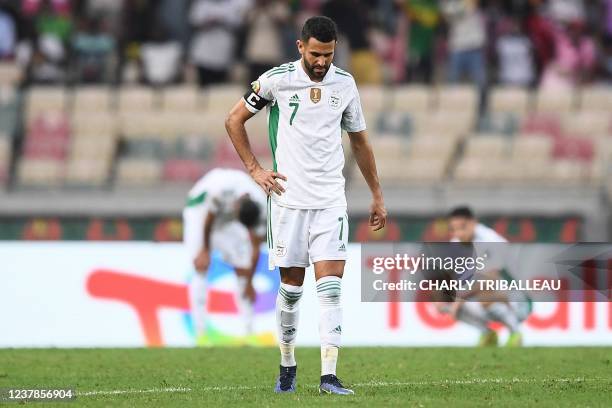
[0, 0, 610, 89]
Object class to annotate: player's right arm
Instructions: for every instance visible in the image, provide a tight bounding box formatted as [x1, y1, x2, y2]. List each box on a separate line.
[225, 77, 286, 196]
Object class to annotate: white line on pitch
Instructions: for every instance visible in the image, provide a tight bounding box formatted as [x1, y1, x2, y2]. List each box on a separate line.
[77, 377, 606, 397]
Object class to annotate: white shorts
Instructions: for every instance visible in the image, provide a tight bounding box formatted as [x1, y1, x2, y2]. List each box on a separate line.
[183, 207, 252, 270]
[267, 200, 348, 269]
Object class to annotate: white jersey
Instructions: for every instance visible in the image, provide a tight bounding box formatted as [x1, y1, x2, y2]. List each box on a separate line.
[452, 223, 508, 272]
[243, 59, 366, 209]
[185, 168, 267, 236]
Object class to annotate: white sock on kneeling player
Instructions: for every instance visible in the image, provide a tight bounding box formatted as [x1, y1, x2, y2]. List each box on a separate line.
[317, 276, 342, 376]
[189, 272, 208, 336]
[486, 302, 520, 333]
[456, 302, 490, 334]
[276, 283, 303, 367]
[236, 275, 254, 335]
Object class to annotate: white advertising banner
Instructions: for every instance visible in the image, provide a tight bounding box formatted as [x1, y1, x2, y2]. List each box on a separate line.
[1, 242, 611, 347]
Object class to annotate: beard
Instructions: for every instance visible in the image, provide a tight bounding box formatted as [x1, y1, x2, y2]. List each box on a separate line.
[303, 57, 330, 80]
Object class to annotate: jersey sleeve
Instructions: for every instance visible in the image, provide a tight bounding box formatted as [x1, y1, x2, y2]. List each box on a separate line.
[243, 73, 276, 114]
[341, 81, 367, 132]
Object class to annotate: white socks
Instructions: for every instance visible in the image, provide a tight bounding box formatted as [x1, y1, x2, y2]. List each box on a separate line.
[189, 272, 208, 336]
[486, 302, 520, 333]
[456, 302, 491, 334]
[276, 283, 303, 367]
[317, 276, 342, 376]
[236, 276, 254, 335]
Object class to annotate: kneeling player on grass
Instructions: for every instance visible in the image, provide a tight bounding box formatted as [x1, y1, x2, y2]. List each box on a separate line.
[183, 168, 267, 345]
[225, 16, 386, 395]
[443, 206, 531, 347]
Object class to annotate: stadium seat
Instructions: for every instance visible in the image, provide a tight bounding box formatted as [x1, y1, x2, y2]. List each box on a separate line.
[115, 158, 162, 186]
[71, 112, 118, 136]
[392, 86, 432, 112]
[411, 111, 475, 138]
[454, 158, 502, 182]
[553, 137, 594, 162]
[521, 114, 562, 139]
[117, 87, 157, 113]
[488, 86, 531, 117]
[436, 85, 479, 112]
[548, 159, 587, 184]
[0, 62, 21, 85]
[562, 112, 611, 137]
[578, 86, 612, 113]
[203, 85, 244, 112]
[463, 135, 509, 159]
[64, 158, 111, 186]
[409, 136, 457, 163]
[512, 136, 553, 161]
[357, 85, 386, 112]
[374, 111, 411, 136]
[26, 87, 67, 119]
[162, 159, 208, 182]
[370, 136, 406, 160]
[161, 86, 201, 112]
[72, 87, 112, 112]
[534, 89, 576, 114]
[17, 158, 64, 187]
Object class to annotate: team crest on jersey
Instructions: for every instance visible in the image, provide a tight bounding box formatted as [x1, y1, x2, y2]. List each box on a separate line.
[275, 242, 287, 257]
[328, 93, 342, 110]
[310, 88, 321, 103]
[251, 80, 260, 94]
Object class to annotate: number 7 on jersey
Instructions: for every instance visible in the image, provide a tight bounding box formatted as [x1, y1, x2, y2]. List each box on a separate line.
[289, 102, 299, 126]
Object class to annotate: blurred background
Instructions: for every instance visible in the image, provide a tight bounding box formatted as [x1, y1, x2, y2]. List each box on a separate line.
[0, 0, 610, 242]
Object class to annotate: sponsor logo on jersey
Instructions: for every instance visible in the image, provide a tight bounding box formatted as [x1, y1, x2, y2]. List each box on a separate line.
[289, 94, 300, 103]
[338, 243, 346, 252]
[310, 87, 321, 103]
[329, 93, 341, 110]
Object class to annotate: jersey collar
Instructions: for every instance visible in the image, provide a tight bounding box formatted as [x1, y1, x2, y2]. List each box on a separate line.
[297, 58, 334, 84]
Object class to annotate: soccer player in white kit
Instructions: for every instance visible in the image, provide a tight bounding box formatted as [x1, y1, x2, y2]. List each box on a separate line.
[184, 168, 267, 345]
[225, 16, 386, 395]
[446, 206, 530, 347]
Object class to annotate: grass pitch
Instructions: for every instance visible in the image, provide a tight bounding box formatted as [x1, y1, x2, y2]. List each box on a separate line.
[0, 347, 610, 407]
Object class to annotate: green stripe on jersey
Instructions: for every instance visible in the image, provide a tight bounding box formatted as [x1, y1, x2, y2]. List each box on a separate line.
[335, 70, 351, 77]
[185, 191, 207, 207]
[268, 103, 279, 172]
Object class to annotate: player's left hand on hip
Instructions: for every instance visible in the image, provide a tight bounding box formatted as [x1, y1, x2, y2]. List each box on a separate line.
[369, 199, 387, 231]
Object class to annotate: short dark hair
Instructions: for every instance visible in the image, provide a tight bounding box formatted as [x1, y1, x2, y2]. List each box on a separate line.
[238, 198, 261, 229]
[301, 16, 337, 43]
[448, 206, 475, 219]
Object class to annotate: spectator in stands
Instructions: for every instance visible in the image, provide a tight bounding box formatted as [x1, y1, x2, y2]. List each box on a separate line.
[72, 15, 115, 83]
[600, 35, 612, 83]
[244, 0, 290, 82]
[188, 0, 249, 87]
[495, 17, 535, 86]
[540, 20, 596, 89]
[547, 0, 586, 24]
[322, 0, 382, 83]
[0, 5, 16, 59]
[603, 0, 612, 38]
[140, 22, 182, 86]
[401, 0, 440, 84]
[23, 0, 72, 83]
[523, 0, 556, 83]
[441, 0, 487, 88]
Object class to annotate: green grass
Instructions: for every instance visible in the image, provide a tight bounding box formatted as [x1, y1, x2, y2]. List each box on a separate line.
[0, 348, 610, 407]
